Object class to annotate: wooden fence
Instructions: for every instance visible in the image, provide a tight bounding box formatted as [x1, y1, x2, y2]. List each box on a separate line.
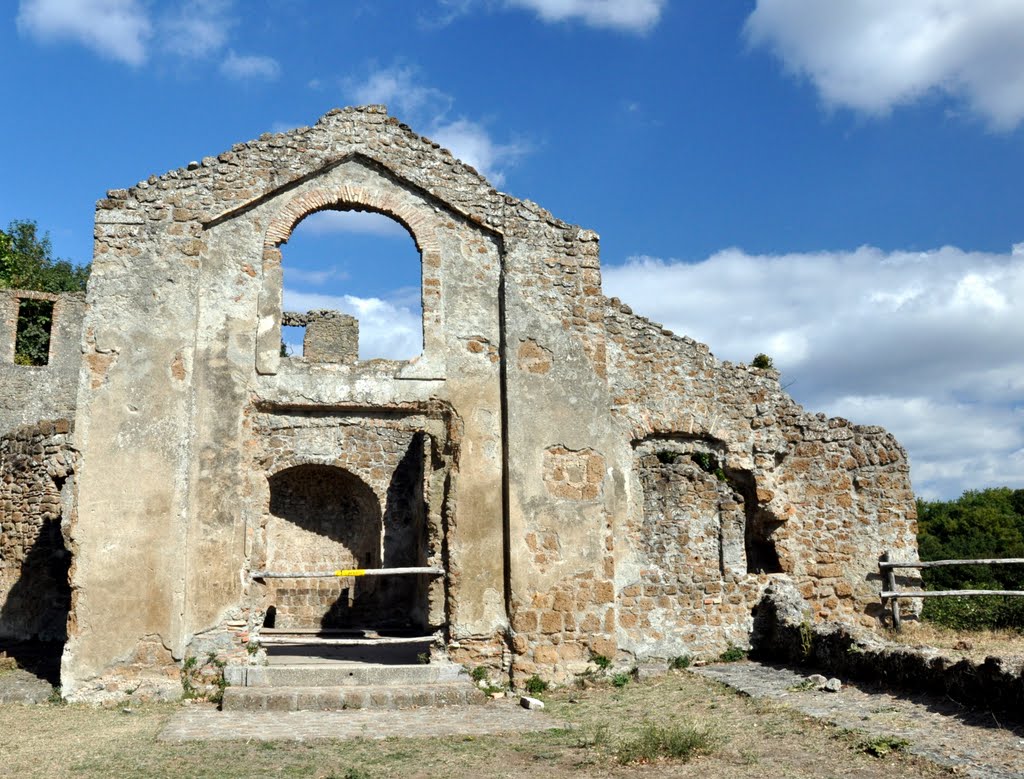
[879, 552, 1024, 630]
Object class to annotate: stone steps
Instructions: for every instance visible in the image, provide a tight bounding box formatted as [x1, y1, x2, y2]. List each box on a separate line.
[221, 681, 487, 712]
[224, 662, 467, 687]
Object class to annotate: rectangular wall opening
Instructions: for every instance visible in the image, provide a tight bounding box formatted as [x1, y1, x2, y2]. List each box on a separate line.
[14, 299, 54, 366]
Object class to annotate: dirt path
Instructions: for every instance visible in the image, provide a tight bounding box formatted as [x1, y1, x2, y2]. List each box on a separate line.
[694, 661, 1024, 779]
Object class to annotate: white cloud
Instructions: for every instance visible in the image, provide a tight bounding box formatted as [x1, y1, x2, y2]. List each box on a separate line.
[220, 50, 280, 80]
[346, 64, 453, 119]
[345, 64, 527, 186]
[430, 119, 527, 185]
[436, 0, 665, 33]
[745, 0, 1024, 130]
[603, 245, 1024, 499]
[282, 290, 422, 361]
[160, 0, 231, 58]
[17, 0, 152, 65]
[506, 0, 665, 32]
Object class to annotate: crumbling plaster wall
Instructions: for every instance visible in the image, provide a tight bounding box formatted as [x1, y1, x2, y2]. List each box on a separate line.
[605, 298, 918, 661]
[62, 107, 528, 699]
[0, 290, 86, 437]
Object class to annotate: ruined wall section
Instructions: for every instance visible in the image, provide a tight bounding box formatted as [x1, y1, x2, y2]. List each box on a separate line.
[65, 106, 516, 698]
[0, 420, 75, 641]
[604, 297, 916, 660]
[0, 290, 86, 437]
[499, 202, 623, 684]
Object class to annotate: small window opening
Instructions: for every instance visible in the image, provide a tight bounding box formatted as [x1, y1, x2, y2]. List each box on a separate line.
[281, 324, 305, 358]
[281, 210, 423, 362]
[14, 299, 54, 366]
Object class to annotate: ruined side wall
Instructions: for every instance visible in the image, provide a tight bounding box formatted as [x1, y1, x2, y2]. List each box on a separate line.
[500, 212, 623, 685]
[604, 298, 917, 660]
[0, 420, 75, 641]
[0, 290, 86, 437]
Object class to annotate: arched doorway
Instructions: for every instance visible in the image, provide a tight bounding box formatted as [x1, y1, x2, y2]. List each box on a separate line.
[264, 464, 384, 630]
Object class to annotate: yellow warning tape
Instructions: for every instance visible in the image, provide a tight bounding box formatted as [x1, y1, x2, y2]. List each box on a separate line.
[334, 569, 365, 577]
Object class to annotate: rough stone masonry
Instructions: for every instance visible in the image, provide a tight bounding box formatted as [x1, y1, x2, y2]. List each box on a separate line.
[0, 106, 918, 701]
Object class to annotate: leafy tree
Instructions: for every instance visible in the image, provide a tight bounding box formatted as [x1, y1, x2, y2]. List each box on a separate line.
[1, 220, 89, 365]
[0, 220, 89, 293]
[916, 488, 1024, 630]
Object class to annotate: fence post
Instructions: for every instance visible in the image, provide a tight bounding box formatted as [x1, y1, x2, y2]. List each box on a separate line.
[882, 551, 902, 631]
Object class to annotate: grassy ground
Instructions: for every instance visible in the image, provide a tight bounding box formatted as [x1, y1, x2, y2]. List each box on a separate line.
[0, 671, 951, 779]
[883, 621, 1024, 664]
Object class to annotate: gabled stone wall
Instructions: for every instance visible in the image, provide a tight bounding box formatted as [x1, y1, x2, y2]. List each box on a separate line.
[0, 106, 919, 699]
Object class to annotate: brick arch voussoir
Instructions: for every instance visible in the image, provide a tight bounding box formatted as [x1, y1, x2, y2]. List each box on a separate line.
[264, 186, 441, 256]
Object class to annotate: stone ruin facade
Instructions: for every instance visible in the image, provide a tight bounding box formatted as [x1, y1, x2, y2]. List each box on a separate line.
[0, 106, 918, 701]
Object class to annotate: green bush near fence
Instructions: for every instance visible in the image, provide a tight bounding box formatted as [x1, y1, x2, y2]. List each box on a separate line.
[916, 488, 1024, 631]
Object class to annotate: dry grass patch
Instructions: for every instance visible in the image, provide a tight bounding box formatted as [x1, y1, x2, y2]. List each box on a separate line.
[885, 621, 1024, 664]
[0, 672, 953, 779]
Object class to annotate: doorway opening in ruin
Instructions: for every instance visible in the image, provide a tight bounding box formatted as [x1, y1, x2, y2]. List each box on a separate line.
[279, 209, 423, 362]
[259, 438, 437, 663]
[725, 468, 785, 574]
[0, 471, 72, 686]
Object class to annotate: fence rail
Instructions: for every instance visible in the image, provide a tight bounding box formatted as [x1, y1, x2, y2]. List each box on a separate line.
[250, 566, 444, 579]
[879, 552, 1024, 630]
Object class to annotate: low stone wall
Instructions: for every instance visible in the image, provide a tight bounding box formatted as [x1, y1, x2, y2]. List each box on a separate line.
[751, 582, 1024, 717]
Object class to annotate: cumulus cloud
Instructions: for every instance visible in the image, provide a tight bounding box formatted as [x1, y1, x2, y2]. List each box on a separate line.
[745, 0, 1024, 130]
[17, 0, 274, 74]
[160, 0, 231, 58]
[220, 50, 280, 80]
[430, 119, 527, 186]
[602, 245, 1024, 498]
[17, 0, 152, 65]
[505, 0, 665, 33]
[436, 0, 665, 33]
[347, 64, 453, 120]
[282, 290, 423, 361]
[345, 64, 528, 185]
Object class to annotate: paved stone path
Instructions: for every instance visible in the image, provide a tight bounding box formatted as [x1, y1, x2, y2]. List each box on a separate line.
[159, 699, 568, 742]
[694, 661, 1024, 779]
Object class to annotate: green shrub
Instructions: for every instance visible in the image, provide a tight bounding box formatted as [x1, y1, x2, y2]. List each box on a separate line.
[917, 488, 1024, 631]
[617, 721, 719, 765]
[857, 735, 909, 758]
[589, 652, 612, 670]
[470, 666, 488, 683]
[752, 353, 774, 370]
[611, 672, 631, 688]
[718, 644, 746, 662]
[670, 654, 691, 670]
[524, 674, 548, 695]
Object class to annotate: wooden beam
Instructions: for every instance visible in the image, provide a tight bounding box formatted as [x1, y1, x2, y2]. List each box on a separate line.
[251, 566, 444, 579]
[881, 590, 1024, 598]
[259, 635, 439, 646]
[880, 558, 1024, 569]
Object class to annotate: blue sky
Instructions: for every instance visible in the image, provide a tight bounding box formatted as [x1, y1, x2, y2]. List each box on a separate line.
[3, 0, 1023, 499]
